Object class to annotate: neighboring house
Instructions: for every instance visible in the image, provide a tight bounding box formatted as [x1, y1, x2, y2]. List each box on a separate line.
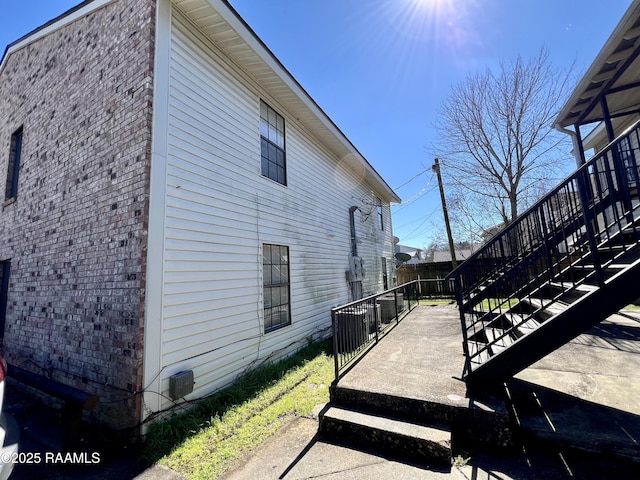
[394, 243, 424, 266]
[431, 245, 480, 263]
[0, 0, 400, 432]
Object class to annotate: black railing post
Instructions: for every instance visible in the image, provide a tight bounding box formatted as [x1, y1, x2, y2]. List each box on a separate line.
[577, 168, 606, 286]
[613, 137, 634, 224]
[331, 309, 339, 380]
[373, 298, 379, 344]
[454, 275, 472, 377]
[394, 288, 399, 324]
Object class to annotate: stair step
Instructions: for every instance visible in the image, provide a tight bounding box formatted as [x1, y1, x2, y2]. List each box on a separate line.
[548, 282, 597, 293]
[483, 327, 515, 355]
[493, 313, 542, 338]
[465, 257, 640, 389]
[320, 406, 451, 467]
[515, 317, 542, 335]
[521, 298, 567, 319]
[468, 341, 491, 365]
[329, 386, 457, 426]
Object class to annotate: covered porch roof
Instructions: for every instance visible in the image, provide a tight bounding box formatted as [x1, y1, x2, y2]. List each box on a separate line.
[555, 0, 640, 131]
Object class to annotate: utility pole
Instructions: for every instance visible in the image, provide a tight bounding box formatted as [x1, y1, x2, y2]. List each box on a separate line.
[432, 158, 457, 269]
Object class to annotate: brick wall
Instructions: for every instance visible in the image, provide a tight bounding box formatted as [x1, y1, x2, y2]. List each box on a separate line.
[0, 0, 155, 430]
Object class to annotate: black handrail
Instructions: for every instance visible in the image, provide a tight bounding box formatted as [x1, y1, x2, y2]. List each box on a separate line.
[448, 118, 640, 286]
[331, 279, 456, 379]
[449, 118, 640, 376]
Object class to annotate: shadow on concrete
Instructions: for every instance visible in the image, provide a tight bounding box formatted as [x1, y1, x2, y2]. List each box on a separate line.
[507, 378, 640, 463]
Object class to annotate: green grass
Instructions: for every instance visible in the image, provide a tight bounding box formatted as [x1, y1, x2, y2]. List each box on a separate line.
[622, 304, 640, 311]
[143, 340, 333, 480]
[419, 298, 456, 306]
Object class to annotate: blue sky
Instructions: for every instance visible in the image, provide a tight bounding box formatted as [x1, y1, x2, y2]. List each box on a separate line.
[0, 0, 634, 248]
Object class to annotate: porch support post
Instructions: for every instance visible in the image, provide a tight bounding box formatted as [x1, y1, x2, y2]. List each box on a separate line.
[575, 125, 587, 166]
[601, 96, 615, 142]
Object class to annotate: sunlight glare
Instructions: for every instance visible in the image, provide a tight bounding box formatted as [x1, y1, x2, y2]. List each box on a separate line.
[399, 0, 482, 60]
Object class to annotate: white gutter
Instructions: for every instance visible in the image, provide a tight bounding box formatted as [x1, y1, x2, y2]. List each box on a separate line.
[554, 123, 583, 168]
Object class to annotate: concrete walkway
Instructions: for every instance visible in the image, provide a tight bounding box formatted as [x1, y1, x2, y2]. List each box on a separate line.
[7, 305, 640, 479]
[335, 304, 494, 413]
[222, 305, 640, 479]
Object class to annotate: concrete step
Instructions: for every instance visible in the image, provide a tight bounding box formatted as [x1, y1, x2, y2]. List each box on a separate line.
[330, 385, 455, 426]
[319, 406, 452, 467]
[329, 385, 514, 455]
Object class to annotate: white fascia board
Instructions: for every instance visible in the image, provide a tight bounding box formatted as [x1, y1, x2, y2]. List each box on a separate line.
[554, 0, 640, 128]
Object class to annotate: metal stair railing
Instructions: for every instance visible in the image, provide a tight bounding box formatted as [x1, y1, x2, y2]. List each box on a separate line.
[448, 119, 640, 377]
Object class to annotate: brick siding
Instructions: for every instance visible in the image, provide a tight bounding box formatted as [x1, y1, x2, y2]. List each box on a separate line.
[0, 0, 155, 430]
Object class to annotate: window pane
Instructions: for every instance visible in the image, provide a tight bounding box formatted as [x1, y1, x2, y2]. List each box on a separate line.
[268, 108, 277, 128]
[277, 116, 284, 135]
[264, 265, 273, 286]
[259, 102, 286, 185]
[264, 288, 272, 309]
[261, 157, 269, 177]
[271, 288, 281, 307]
[260, 100, 268, 119]
[272, 264, 282, 284]
[264, 308, 273, 331]
[275, 308, 288, 327]
[280, 245, 288, 263]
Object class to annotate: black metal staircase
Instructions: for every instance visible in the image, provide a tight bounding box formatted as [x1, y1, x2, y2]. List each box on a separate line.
[449, 120, 640, 390]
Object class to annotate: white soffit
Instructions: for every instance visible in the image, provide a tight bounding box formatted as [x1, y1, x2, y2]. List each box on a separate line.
[172, 0, 401, 203]
[555, 0, 640, 128]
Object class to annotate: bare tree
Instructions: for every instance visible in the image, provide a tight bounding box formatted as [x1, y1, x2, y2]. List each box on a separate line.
[435, 48, 575, 230]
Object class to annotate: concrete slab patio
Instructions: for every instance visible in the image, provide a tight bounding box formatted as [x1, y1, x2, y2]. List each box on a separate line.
[225, 304, 640, 479]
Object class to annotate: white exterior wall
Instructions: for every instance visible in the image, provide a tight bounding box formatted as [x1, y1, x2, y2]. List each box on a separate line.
[143, 4, 395, 414]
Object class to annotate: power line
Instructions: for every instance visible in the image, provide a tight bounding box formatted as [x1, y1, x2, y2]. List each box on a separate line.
[392, 173, 436, 212]
[394, 168, 430, 190]
[400, 206, 440, 240]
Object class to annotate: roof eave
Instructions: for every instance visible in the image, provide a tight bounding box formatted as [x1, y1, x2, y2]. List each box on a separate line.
[176, 0, 401, 203]
[554, 0, 640, 129]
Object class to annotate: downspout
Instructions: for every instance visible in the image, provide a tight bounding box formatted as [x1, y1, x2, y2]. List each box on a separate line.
[349, 206, 358, 257]
[554, 123, 585, 167]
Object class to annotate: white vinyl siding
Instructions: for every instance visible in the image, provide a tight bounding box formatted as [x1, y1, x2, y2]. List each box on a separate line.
[146, 8, 395, 413]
